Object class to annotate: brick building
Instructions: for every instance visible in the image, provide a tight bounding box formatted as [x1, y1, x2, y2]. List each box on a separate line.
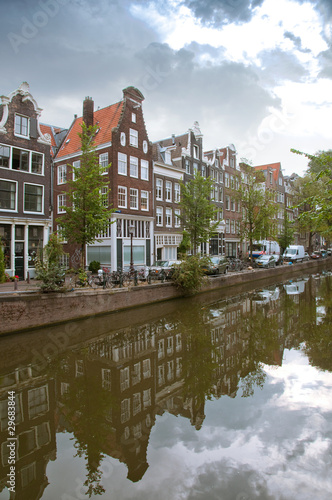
[54, 87, 154, 271]
[0, 82, 53, 279]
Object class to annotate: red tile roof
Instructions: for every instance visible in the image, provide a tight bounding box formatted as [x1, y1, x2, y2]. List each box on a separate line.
[40, 124, 57, 148]
[55, 100, 124, 159]
[254, 162, 281, 182]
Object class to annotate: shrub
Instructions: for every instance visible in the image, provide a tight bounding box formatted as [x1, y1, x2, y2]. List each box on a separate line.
[171, 254, 208, 295]
[88, 260, 101, 273]
[0, 243, 5, 283]
[35, 234, 66, 292]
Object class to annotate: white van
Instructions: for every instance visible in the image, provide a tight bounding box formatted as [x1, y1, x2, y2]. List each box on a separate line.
[250, 240, 281, 263]
[283, 245, 305, 263]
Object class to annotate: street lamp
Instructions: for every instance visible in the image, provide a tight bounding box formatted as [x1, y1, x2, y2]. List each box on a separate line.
[129, 221, 135, 275]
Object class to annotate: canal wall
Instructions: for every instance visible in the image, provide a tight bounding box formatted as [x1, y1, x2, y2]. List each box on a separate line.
[0, 258, 331, 335]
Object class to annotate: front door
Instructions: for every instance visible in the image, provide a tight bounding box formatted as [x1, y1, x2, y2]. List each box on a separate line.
[15, 242, 24, 280]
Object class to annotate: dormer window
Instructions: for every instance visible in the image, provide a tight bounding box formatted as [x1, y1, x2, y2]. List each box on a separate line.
[165, 150, 172, 165]
[14, 114, 29, 138]
[193, 145, 199, 159]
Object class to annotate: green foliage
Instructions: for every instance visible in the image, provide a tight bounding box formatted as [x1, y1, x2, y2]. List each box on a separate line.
[171, 254, 208, 295]
[178, 230, 191, 257]
[291, 149, 332, 241]
[57, 122, 115, 267]
[88, 260, 101, 273]
[0, 241, 5, 283]
[35, 233, 66, 292]
[179, 171, 219, 255]
[237, 162, 277, 259]
[277, 210, 295, 254]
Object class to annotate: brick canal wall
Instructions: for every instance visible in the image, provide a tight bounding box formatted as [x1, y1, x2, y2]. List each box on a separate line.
[0, 258, 331, 335]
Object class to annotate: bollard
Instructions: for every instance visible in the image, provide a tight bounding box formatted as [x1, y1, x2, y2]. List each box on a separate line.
[148, 269, 151, 284]
[27, 272, 30, 284]
[134, 270, 138, 286]
[14, 277, 18, 291]
[161, 269, 165, 283]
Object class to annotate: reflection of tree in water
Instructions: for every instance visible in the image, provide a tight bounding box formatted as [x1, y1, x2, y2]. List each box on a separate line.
[52, 348, 117, 497]
[174, 306, 219, 428]
[302, 274, 332, 371]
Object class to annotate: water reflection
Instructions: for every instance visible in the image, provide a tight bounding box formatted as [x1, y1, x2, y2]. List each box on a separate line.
[0, 271, 332, 499]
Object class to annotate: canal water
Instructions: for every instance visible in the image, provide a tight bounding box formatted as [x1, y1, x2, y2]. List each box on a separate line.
[0, 270, 332, 500]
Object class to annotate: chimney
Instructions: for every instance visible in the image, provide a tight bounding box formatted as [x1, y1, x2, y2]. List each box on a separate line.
[172, 134, 175, 145]
[83, 96, 94, 128]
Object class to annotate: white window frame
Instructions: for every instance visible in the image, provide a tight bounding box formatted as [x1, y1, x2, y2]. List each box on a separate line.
[57, 194, 66, 214]
[165, 181, 172, 202]
[156, 206, 163, 226]
[0, 178, 17, 212]
[166, 208, 172, 227]
[156, 178, 163, 200]
[118, 152, 127, 176]
[14, 114, 29, 138]
[174, 183, 180, 202]
[130, 188, 138, 210]
[130, 156, 139, 178]
[24, 183, 44, 214]
[118, 186, 127, 208]
[174, 209, 181, 227]
[99, 152, 109, 174]
[72, 160, 80, 181]
[58, 164, 67, 185]
[129, 128, 138, 147]
[141, 159, 149, 180]
[141, 190, 148, 211]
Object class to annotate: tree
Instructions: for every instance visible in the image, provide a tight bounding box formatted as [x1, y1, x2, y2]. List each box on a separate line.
[291, 149, 332, 244]
[58, 123, 115, 268]
[236, 162, 277, 261]
[277, 210, 295, 255]
[179, 171, 219, 255]
[35, 233, 66, 292]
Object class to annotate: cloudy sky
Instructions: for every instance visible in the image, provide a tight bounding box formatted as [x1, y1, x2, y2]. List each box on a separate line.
[1, 0, 332, 176]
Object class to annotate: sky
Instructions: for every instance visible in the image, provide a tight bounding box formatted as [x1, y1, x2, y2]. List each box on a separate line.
[1, 0, 332, 176]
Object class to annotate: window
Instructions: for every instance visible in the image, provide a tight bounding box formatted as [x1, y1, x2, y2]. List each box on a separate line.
[130, 156, 138, 177]
[0, 145, 10, 168]
[120, 367, 130, 392]
[231, 199, 235, 211]
[118, 152, 127, 175]
[166, 208, 172, 227]
[231, 220, 235, 233]
[12, 148, 29, 171]
[165, 150, 172, 164]
[14, 114, 29, 137]
[129, 128, 138, 147]
[225, 173, 229, 187]
[121, 398, 130, 422]
[132, 113, 136, 123]
[99, 153, 108, 173]
[24, 184, 43, 213]
[132, 363, 141, 385]
[156, 206, 163, 226]
[31, 153, 43, 174]
[0, 180, 16, 210]
[279, 177, 283, 186]
[225, 195, 230, 210]
[201, 165, 206, 177]
[174, 183, 180, 202]
[141, 190, 148, 210]
[193, 162, 198, 173]
[58, 164, 67, 184]
[230, 175, 235, 189]
[28, 385, 49, 419]
[143, 388, 151, 408]
[185, 159, 190, 174]
[141, 159, 149, 180]
[226, 219, 230, 233]
[133, 392, 141, 416]
[28, 226, 43, 267]
[101, 186, 108, 207]
[72, 160, 80, 181]
[156, 178, 163, 200]
[57, 194, 66, 214]
[143, 359, 151, 379]
[270, 172, 273, 184]
[118, 186, 127, 208]
[130, 188, 138, 209]
[165, 181, 172, 201]
[193, 144, 199, 159]
[174, 209, 181, 227]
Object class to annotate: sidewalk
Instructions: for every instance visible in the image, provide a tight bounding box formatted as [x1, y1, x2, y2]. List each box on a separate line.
[0, 279, 41, 294]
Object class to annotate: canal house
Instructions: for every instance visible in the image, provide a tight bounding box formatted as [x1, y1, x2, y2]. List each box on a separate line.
[54, 86, 154, 271]
[0, 82, 53, 280]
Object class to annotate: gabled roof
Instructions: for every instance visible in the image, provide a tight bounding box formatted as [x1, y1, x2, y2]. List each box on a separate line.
[55, 100, 124, 159]
[254, 162, 282, 182]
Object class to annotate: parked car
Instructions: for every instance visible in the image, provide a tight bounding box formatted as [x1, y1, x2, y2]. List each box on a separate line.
[310, 251, 322, 259]
[255, 255, 276, 268]
[201, 256, 229, 275]
[149, 260, 181, 279]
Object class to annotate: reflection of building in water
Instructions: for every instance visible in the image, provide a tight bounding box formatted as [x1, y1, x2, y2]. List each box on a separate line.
[0, 365, 56, 499]
[56, 325, 156, 483]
